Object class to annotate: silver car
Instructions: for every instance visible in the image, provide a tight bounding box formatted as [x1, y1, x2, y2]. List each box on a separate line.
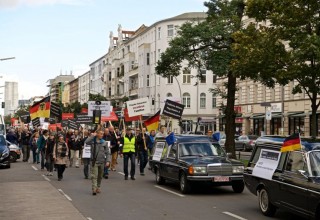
[234, 135, 258, 151]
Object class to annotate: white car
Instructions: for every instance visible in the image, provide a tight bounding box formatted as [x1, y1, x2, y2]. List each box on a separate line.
[6, 140, 21, 162]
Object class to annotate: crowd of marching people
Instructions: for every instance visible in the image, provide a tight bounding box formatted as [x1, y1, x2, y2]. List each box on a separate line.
[5, 124, 167, 195]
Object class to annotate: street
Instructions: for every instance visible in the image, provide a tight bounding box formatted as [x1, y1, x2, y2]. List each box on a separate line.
[0, 158, 307, 220]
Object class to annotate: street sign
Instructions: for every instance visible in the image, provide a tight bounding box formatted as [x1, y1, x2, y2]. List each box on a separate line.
[266, 111, 272, 120]
[261, 102, 271, 107]
[88, 101, 111, 117]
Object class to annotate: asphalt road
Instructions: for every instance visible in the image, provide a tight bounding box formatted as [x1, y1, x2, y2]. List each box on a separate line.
[0, 157, 307, 220]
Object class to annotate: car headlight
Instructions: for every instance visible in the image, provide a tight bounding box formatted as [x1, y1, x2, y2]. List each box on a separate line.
[232, 165, 244, 174]
[1, 150, 9, 159]
[189, 166, 207, 175]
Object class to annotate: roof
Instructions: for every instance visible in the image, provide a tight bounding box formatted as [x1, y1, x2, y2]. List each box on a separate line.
[125, 12, 207, 44]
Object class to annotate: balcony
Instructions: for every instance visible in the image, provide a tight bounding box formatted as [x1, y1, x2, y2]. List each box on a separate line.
[129, 87, 138, 97]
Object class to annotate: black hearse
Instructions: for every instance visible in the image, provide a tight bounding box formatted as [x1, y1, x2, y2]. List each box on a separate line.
[244, 135, 320, 219]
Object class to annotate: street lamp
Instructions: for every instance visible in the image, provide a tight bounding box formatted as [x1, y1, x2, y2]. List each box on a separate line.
[0, 57, 15, 61]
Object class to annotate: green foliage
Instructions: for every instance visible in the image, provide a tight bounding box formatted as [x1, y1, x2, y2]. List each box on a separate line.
[89, 93, 108, 102]
[234, 0, 320, 137]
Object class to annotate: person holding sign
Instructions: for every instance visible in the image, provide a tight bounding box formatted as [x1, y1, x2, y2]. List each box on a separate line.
[85, 129, 110, 195]
[136, 128, 150, 176]
[120, 127, 136, 180]
[82, 130, 90, 179]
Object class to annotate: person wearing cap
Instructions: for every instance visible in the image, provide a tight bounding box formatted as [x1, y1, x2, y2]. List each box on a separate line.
[120, 127, 136, 180]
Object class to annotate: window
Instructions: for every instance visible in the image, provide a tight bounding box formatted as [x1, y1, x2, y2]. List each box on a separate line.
[167, 75, 173, 84]
[146, 53, 150, 65]
[200, 69, 206, 83]
[285, 152, 307, 173]
[167, 25, 174, 37]
[212, 94, 217, 108]
[108, 72, 111, 81]
[147, 75, 150, 87]
[247, 86, 251, 103]
[200, 93, 206, 108]
[183, 69, 191, 84]
[131, 61, 135, 70]
[117, 85, 120, 95]
[158, 27, 161, 39]
[183, 93, 191, 108]
[108, 87, 111, 96]
[213, 74, 217, 83]
[117, 68, 120, 77]
[167, 93, 172, 97]
[168, 144, 177, 158]
[158, 49, 161, 60]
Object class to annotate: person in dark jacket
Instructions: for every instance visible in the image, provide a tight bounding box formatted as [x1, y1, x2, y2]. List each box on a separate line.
[136, 128, 150, 176]
[37, 130, 49, 170]
[69, 130, 82, 168]
[102, 128, 111, 179]
[6, 129, 18, 145]
[82, 130, 90, 179]
[45, 133, 55, 176]
[108, 126, 119, 172]
[21, 128, 32, 162]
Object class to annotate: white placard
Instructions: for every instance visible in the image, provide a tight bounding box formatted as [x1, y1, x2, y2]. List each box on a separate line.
[88, 101, 111, 117]
[42, 122, 49, 130]
[152, 142, 165, 161]
[82, 144, 91, 158]
[252, 149, 281, 180]
[126, 97, 151, 117]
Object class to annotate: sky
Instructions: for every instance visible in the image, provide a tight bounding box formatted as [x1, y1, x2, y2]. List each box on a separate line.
[0, 0, 207, 101]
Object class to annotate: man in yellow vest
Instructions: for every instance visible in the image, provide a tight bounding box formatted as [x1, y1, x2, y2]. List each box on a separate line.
[120, 127, 136, 180]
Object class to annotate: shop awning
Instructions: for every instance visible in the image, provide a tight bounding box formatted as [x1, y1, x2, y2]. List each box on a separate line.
[250, 113, 265, 119]
[271, 113, 282, 118]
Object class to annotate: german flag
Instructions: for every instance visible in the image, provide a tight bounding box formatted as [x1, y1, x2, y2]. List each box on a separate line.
[29, 96, 50, 120]
[281, 133, 301, 152]
[144, 110, 160, 132]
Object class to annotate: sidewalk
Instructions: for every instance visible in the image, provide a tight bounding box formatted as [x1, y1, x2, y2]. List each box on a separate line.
[0, 181, 87, 220]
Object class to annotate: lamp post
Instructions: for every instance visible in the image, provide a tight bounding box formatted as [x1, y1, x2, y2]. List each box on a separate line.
[261, 102, 271, 136]
[0, 57, 15, 61]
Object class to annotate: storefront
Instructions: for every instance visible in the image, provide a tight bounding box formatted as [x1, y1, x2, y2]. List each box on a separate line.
[288, 112, 305, 135]
[251, 114, 265, 136]
[309, 113, 320, 136]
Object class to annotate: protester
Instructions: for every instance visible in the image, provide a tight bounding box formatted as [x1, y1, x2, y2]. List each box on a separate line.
[69, 130, 82, 168]
[21, 128, 31, 162]
[85, 129, 110, 195]
[30, 132, 40, 164]
[16, 127, 23, 149]
[53, 135, 68, 181]
[120, 127, 136, 180]
[82, 130, 90, 179]
[136, 128, 149, 176]
[6, 129, 18, 145]
[156, 125, 167, 138]
[109, 126, 120, 172]
[148, 130, 156, 154]
[45, 133, 55, 176]
[37, 130, 49, 170]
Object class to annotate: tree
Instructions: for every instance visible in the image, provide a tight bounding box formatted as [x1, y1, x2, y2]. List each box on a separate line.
[232, 0, 320, 137]
[155, 0, 245, 158]
[89, 93, 108, 102]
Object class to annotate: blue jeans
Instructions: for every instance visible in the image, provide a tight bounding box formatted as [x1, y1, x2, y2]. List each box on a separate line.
[104, 166, 109, 176]
[123, 153, 135, 177]
[139, 150, 148, 174]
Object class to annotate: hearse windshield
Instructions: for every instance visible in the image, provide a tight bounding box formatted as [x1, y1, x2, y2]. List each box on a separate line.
[179, 142, 225, 157]
[309, 151, 320, 177]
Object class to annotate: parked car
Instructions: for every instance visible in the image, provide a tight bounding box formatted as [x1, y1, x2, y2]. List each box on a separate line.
[149, 135, 245, 194]
[7, 140, 21, 162]
[235, 135, 258, 151]
[0, 135, 10, 168]
[244, 135, 320, 219]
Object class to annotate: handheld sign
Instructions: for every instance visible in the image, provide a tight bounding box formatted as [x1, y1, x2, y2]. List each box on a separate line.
[82, 144, 91, 158]
[162, 99, 184, 120]
[126, 97, 151, 117]
[252, 149, 281, 180]
[88, 101, 111, 117]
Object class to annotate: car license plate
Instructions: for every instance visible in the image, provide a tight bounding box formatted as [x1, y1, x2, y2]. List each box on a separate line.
[213, 176, 230, 182]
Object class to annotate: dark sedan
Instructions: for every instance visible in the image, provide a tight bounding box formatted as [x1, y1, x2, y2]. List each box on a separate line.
[150, 135, 245, 194]
[0, 135, 10, 168]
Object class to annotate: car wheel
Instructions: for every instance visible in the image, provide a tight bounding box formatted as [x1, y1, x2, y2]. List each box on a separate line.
[180, 172, 191, 194]
[155, 168, 165, 185]
[258, 188, 277, 217]
[232, 180, 245, 193]
[6, 162, 11, 169]
[9, 152, 17, 162]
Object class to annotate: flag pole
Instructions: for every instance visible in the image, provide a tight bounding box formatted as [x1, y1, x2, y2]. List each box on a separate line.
[140, 115, 147, 150]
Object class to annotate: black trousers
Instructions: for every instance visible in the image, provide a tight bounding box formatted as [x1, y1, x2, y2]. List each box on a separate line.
[56, 164, 66, 179]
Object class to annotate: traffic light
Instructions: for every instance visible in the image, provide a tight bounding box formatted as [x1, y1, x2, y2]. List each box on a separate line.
[92, 110, 101, 124]
[1, 102, 4, 108]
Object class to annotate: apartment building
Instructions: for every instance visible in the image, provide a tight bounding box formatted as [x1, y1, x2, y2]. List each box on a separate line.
[78, 71, 90, 104]
[47, 75, 75, 103]
[69, 78, 79, 103]
[89, 55, 106, 96]
[103, 12, 217, 133]
[4, 81, 18, 116]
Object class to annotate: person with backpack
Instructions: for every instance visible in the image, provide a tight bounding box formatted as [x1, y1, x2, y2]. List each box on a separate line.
[53, 135, 68, 181]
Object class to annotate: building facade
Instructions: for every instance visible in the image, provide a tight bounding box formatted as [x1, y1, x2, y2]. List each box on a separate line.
[101, 12, 217, 133]
[47, 75, 75, 103]
[61, 83, 70, 107]
[89, 55, 106, 96]
[4, 81, 18, 116]
[69, 78, 79, 104]
[78, 71, 90, 104]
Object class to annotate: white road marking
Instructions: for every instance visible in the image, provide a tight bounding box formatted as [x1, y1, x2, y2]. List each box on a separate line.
[58, 189, 72, 201]
[154, 185, 185, 197]
[31, 166, 38, 171]
[118, 172, 125, 175]
[223, 212, 247, 220]
[42, 174, 51, 182]
[87, 218, 93, 220]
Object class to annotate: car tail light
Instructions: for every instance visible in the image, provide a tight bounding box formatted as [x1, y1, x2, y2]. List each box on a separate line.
[188, 166, 194, 175]
[249, 140, 253, 145]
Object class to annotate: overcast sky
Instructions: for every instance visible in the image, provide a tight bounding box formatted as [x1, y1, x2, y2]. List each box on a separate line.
[0, 0, 206, 101]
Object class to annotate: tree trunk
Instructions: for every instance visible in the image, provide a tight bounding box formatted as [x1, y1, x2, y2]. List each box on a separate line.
[311, 95, 318, 138]
[224, 72, 237, 159]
